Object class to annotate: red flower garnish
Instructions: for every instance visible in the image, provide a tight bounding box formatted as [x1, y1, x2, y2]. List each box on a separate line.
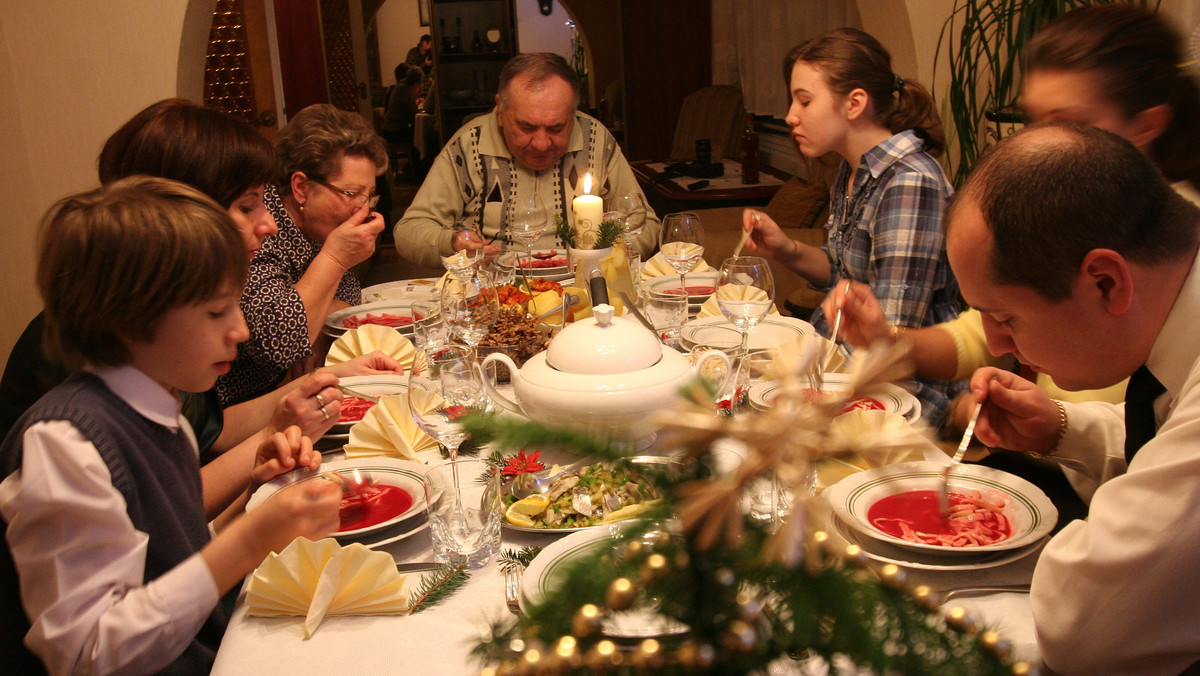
[441, 405, 468, 420]
[502, 450, 545, 476]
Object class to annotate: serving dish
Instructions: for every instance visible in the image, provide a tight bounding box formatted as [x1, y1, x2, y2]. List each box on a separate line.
[324, 300, 416, 339]
[826, 461, 1057, 555]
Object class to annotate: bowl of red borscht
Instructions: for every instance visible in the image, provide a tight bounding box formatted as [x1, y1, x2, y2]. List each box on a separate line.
[825, 461, 1056, 555]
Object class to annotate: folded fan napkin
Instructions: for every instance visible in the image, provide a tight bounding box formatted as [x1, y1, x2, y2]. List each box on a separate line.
[640, 251, 710, 280]
[246, 537, 410, 637]
[325, 324, 416, 371]
[343, 389, 442, 460]
[696, 284, 780, 319]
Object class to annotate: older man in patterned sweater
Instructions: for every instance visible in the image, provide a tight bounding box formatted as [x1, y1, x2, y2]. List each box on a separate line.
[393, 53, 660, 267]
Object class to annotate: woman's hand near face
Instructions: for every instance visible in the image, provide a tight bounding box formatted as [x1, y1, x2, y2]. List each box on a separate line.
[323, 203, 385, 271]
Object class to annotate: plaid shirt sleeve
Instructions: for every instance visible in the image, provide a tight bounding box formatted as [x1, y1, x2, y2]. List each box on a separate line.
[865, 167, 951, 328]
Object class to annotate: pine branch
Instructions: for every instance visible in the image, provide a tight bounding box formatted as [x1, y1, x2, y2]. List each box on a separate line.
[497, 546, 543, 573]
[595, 218, 622, 249]
[459, 413, 630, 462]
[407, 562, 469, 613]
[554, 214, 575, 248]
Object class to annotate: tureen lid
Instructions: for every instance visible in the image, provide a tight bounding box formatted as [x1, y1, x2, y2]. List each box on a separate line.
[545, 304, 663, 375]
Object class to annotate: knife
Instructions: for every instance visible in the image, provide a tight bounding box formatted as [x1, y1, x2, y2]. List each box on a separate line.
[395, 560, 443, 573]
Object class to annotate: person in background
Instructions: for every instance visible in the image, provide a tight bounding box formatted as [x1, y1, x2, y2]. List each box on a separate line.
[217, 104, 388, 407]
[949, 122, 1200, 675]
[0, 177, 341, 674]
[824, 5, 1200, 508]
[392, 52, 660, 268]
[741, 28, 961, 430]
[383, 64, 424, 146]
[406, 33, 433, 77]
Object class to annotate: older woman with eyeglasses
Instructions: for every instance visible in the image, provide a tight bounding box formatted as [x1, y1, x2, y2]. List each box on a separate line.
[217, 104, 389, 406]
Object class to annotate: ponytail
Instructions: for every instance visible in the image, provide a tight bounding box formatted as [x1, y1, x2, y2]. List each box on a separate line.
[784, 28, 945, 157]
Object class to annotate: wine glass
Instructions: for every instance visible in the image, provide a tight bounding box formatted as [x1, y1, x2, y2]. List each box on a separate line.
[658, 212, 705, 296]
[509, 194, 549, 272]
[408, 344, 487, 461]
[440, 273, 499, 349]
[716, 256, 774, 413]
[442, 222, 486, 277]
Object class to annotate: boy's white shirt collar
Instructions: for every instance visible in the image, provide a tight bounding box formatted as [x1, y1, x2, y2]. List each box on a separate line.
[89, 365, 184, 431]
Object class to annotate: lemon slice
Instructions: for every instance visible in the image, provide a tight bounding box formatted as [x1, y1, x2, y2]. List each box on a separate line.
[505, 494, 550, 527]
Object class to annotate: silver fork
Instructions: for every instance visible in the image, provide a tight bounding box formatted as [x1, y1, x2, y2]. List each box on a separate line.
[503, 566, 522, 615]
[941, 583, 1030, 603]
[938, 401, 982, 516]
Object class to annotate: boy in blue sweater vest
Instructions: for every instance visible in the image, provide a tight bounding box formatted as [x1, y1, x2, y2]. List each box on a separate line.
[0, 176, 342, 674]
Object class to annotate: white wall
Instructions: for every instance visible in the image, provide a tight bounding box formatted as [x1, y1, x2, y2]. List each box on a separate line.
[376, 0, 427, 86]
[0, 0, 202, 366]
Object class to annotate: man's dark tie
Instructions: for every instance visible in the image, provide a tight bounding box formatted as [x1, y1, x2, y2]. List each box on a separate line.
[1125, 365, 1165, 462]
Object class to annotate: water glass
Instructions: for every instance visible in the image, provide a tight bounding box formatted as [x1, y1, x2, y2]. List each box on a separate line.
[643, 288, 688, 344]
[411, 299, 448, 350]
[423, 458, 502, 569]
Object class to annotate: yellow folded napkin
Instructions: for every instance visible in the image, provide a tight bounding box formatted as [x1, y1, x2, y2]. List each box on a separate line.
[245, 537, 410, 637]
[760, 334, 846, 377]
[817, 410, 927, 489]
[640, 251, 710, 280]
[696, 284, 780, 319]
[325, 324, 416, 371]
[343, 389, 442, 460]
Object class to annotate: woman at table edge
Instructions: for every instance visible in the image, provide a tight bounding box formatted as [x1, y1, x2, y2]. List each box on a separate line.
[822, 5, 1200, 450]
[216, 104, 390, 407]
[740, 27, 962, 431]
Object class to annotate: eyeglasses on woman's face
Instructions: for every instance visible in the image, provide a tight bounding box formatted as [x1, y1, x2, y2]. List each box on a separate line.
[306, 174, 379, 208]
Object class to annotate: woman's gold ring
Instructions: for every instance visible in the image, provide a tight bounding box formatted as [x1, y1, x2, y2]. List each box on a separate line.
[315, 393, 326, 408]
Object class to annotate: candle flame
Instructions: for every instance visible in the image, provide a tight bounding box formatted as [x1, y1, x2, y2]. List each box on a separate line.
[583, 172, 593, 195]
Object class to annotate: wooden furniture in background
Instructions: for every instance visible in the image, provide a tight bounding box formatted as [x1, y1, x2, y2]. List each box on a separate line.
[428, 0, 518, 145]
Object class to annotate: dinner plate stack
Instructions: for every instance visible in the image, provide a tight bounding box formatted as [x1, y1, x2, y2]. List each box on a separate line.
[517, 249, 573, 283]
[247, 457, 431, 549]
[359, 278, 440, 304]
[323, 300, 417, 341]
[823, 461, 1057, 571]
[644, 270, 718, 317]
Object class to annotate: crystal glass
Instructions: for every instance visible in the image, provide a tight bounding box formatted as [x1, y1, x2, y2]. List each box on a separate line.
[411, 299, 448, 350]
[407, 344, 487, 460]
[658, 212, 705, 292]
[480, 247, 517, 288]
[716, 256, 774, 413]
[440, 273, 499, 349]
[442, 222, 486, 277]
[643, 288, 688, 345]
[509, 194, 549, 271]
[605, 193, 648, 285]
[424, 458, 501, 569]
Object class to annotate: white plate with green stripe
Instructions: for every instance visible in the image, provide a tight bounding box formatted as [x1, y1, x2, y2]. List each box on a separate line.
[826, 461, 1056, 556]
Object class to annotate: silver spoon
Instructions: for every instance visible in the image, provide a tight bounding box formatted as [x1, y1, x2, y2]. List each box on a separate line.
[938, 400, 982, 517]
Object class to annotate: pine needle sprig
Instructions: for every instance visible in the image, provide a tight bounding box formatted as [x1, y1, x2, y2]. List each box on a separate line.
[554, 214, 574, 248]
[594, 218, 622, 249]
[497, 546, 543, 573]
[407, 562, 469, 613]
[459, 413, 630, 462]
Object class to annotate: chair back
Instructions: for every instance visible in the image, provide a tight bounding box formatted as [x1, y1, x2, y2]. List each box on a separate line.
[669, 85, 746, 161]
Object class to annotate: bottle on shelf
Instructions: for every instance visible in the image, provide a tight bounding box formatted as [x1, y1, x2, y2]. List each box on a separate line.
[741, 113, 759, 184]
[471, 30, 483, 53]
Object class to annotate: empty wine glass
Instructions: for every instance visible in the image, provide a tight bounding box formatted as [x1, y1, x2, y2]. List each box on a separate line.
[440, 273, 499, 349]
[408, 344, 487, 461]
[442, 222, 486, 277]
[509, 194, 549, 272]
[658, 212, 705, 295]
[716, 256, 775, 357]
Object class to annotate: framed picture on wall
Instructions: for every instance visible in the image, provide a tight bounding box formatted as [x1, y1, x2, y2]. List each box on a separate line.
[420, 0, 430, 27]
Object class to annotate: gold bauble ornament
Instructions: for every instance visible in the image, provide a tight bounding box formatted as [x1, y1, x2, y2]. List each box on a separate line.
[571, 604, 604, 637]
[714, 567, 737, 587]
[606, 577, 637, 610]
[583, 640, 621, 670]
[878, 563, 907, 589]
[676, 641, 717, 668]
[640, 553, 669, 584]
[722, 619, 758, 653]
[909, 584, 941, 611]
[945, 606, 978, 634]
[842, 543, 869, 566]
[624, 540, 644, 559]
[630, 638, 664, 669]
[1011, 661, 1040, 676]
[979, 629, 1012, 661]
[736, 589, 764, 620]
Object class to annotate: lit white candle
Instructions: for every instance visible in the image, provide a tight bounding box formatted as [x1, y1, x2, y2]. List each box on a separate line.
[572, 172, 603, 249]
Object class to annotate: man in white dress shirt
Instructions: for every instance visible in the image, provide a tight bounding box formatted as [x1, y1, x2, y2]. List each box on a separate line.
[948, 122, 1200, 675]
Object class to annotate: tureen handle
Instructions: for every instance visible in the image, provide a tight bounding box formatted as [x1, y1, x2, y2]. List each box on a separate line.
[690, 349, 734, 395]
[480, 353, 527, 417]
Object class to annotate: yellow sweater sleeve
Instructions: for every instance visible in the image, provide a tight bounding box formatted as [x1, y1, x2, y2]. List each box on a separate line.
[943, 309, 1001, 380]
